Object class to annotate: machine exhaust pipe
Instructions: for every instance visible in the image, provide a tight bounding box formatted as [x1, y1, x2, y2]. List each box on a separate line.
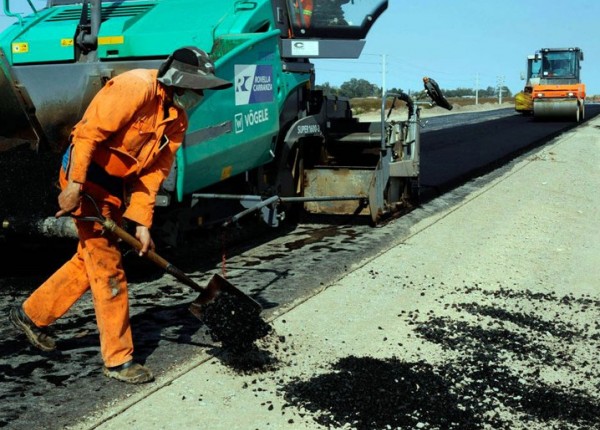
[76, 0, 102, 56]
[88, 0, 102, 47]
[2, 216, 77, 239]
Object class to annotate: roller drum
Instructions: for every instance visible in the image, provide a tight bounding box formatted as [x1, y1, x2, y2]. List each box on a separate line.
[533, 99, 580, 120]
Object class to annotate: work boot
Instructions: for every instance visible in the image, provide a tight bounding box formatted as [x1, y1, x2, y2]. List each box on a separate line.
[103, 361, 154, 384]
[9, 306, 56, 352]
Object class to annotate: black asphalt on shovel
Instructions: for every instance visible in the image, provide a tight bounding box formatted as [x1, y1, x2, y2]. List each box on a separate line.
[70, 193, 269, 348]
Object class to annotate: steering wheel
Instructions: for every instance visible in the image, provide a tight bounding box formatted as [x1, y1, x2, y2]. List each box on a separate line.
[423, 77, 453, 111]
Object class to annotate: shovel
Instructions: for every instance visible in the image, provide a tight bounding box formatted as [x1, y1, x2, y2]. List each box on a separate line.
[70, 193, 267, 346]
[100, 216, 261, 317]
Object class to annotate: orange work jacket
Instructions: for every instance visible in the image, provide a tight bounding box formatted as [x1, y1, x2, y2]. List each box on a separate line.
[294, 0, 313, 27]
[68, 69, 188, 227]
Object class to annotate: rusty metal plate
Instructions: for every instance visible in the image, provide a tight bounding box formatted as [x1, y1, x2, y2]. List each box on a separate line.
[303, 168, 372, 215]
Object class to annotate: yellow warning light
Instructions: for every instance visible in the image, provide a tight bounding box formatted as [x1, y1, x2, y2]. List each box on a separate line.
[221, 166, 233, 180]
[11, 42, 29, 54]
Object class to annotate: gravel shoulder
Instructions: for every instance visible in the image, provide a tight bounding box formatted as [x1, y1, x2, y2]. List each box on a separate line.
[73, 116, 599, 430]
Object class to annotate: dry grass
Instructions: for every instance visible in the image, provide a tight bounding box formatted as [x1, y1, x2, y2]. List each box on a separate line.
[350, 96, 514, 115]
[352, 94, 600, 113]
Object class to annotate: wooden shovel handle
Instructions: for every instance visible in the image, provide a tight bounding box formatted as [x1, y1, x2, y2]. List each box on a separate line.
[102, 218, 170, 269]
[101, 218, 204, 292]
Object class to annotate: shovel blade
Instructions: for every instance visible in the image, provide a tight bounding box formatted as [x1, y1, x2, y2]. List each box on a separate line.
[188, 274, 270, 348]
[188, 274, 262, 320]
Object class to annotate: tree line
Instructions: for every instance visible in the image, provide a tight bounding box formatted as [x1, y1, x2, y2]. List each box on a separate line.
[316, 78, 512, 99]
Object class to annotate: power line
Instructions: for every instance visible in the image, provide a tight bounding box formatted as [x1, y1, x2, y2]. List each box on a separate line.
[314, 55, 505, 91]
[316, 68, 382, 75]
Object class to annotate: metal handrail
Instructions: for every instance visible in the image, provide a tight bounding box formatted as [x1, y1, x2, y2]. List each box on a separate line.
[2, 0, 39, 27]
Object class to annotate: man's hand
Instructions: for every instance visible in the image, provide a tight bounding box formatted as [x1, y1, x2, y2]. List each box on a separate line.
[55, 181, 82, 218]
[135, 225, 155, 256]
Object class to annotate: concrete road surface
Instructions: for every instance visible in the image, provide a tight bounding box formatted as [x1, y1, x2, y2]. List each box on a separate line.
[72, 116, 600, 429]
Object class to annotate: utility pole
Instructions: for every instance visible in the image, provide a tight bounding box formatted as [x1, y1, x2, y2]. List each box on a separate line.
[475, 73, 479, 105]
[381, 54, 387, 97]
[496, 75, 505, 104]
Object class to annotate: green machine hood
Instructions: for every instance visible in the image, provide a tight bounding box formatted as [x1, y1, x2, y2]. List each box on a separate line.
[2, 0, 274, 64]
[0, 0, 388, 205]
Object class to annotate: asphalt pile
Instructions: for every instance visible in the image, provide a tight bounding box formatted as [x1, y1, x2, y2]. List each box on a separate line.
[271, 284, 599, 430]
[284, 356, 478, 430]
[200, 290, 272, 353]
[411, 285, 599, 429]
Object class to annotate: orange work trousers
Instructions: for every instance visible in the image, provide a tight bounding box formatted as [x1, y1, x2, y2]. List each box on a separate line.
[23, 170, 133, 368]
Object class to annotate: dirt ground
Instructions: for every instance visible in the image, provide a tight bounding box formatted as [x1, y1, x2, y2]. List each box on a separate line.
[71, 112, 599, 429]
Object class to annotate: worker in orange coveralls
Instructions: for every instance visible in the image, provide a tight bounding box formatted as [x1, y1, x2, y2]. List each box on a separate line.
[293, 0, 313, 28]
[9, 46, 232, 384]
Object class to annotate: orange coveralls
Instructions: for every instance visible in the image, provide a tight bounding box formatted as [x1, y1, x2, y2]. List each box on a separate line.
[23, 69, 187, 367]
[294, 0, 313, 28]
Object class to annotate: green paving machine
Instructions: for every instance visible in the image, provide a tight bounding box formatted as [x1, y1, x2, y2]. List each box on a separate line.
[0, 0, 449, 243]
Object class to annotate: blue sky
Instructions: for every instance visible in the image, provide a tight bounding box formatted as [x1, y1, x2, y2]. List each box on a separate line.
[313, 0, 599, 95]
[1, 0, 598, 95]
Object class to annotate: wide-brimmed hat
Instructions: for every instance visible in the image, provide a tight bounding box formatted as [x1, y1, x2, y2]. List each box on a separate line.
[157, 46, 232, 90]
